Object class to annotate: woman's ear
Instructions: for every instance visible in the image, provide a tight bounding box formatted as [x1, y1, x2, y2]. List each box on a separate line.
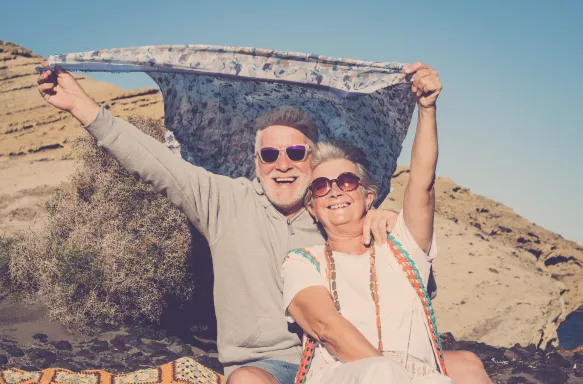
[365, 191, 375, 211]
[306, 195, 318, 222]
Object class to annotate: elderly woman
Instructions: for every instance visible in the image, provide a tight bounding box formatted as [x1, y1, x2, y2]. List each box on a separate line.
[282, 65, 453, 383]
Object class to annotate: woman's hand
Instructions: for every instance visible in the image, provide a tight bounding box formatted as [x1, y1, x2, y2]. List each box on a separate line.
[405, 62, 442, 110]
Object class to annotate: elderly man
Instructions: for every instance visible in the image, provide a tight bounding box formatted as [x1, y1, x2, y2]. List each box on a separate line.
[37, 62, 491, 384]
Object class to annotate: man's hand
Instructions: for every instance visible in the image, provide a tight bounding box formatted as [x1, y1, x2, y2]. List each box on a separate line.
[362, 209, 399, 245]
[405, 62, 442, 110]
[37, 62, 100, 125]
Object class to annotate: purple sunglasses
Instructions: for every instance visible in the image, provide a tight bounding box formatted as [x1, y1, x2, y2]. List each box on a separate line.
[257, 145, 311, 163]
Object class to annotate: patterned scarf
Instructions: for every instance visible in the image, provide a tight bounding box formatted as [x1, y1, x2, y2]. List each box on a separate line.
[44, 45, 416, 203]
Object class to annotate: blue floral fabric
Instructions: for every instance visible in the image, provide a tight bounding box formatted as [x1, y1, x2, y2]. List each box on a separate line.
[45, 45, 417, 203]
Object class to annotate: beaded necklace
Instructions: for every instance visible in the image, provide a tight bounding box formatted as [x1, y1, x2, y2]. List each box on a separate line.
[324, 241, 383, 351]
[294, 235, 448, 384]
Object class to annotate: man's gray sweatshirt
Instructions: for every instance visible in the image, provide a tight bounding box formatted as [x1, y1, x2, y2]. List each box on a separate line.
[85, 107, 325, 377]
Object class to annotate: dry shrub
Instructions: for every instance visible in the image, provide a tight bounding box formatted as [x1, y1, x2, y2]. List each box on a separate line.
[10, 115, 194, 332]
[0, 234, 18, 292]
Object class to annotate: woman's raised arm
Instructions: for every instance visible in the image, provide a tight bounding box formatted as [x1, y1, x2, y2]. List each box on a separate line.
[402, 62, 442, 254]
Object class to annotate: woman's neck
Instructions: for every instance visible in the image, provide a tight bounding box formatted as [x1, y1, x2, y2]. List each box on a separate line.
[326, 225, 370, 256]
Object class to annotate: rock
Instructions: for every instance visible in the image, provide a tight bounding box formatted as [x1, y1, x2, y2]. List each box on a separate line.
[52, 360, 80, 371]
[167, 338, 191, 355]
[125, 351, 152, 369]
[75, 349, 95, 359]
[524, 344, 537, 353]
[506, 378, 531, 384]
[503, 349, 519, 361]
[32, 333, 48, 343]
[0, 354, 7, 365]
[128, 327, 165, 341]
[5, 345, 24, 357]
[152, 350, 180, 361]
[20, 365, 40, 371]
[137, 341, 168, 356]
[51, 340, 72, 351]
[510, 365, 536, 376]
[533, 365, 569, 384]
[104, 362, 126, 371]
[110, 335, 130, 351]
[117, 334, 142, 348]
[509, 345, 537, 361]
[27, 349, 57, 369]
[195, 354, 223, 375]
[545, 352, 572, 369]
[89, 340, 109, 352]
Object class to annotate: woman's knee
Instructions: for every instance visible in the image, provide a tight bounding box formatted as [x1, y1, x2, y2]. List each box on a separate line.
[361, 356, 411, 383]
[449, 350, 485, 369]
[443, 350, 492, 384]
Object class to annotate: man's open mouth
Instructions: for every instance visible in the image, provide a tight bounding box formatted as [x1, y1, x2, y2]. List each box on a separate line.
[328, 202, 351, 210]
[273, 177, 298, 185]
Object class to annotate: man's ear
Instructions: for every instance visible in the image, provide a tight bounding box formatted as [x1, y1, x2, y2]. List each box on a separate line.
[254, 154, 261, 180]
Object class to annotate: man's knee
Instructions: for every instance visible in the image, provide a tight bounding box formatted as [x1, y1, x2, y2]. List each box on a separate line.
[227, 366, 277, 384]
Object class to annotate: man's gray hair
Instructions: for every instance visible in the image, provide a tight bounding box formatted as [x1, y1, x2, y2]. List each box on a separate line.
[255, 106, 318, 151]
[305, 141, 378, 207]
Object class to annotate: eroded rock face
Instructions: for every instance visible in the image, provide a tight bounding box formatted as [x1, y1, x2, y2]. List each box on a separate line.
[381, 168, 583, 350]
[0, 40, 164, 235]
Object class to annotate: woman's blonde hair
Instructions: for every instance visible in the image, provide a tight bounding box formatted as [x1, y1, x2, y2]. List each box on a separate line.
[304, 141, 378, 207]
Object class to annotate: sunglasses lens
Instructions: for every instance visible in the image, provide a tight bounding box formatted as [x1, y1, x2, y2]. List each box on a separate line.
[260, 148, 279, 163]
[338, 173, 360, 192]
[311, 177, 330, 197]
[286, 145, 307, 161]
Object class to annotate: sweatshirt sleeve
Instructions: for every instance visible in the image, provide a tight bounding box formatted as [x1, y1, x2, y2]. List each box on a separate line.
[84, 106, 239, 245]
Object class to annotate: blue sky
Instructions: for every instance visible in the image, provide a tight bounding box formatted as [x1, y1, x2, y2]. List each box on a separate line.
[2, 0, 582, 244]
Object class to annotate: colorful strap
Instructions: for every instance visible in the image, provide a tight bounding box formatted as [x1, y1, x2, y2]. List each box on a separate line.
[294, 236, 448, 383]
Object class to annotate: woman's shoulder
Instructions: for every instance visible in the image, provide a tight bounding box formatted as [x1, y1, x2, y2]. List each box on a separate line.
[285, 245, 326, 272]
[288, 244, 325, 255]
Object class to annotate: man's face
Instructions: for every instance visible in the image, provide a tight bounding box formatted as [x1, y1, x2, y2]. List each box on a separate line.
[254, 125, 312, 215]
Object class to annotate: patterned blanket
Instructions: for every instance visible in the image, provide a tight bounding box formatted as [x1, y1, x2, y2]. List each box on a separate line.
[43, 44, 417, 203]
[0, 357, 224, 384]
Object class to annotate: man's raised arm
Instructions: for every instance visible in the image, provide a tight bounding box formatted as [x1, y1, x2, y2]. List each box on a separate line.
[37, 63, 237, 244]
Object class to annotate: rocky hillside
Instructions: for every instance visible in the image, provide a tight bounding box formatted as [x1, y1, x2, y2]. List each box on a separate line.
[382, 169, 583, 350]
[1, 41, 582, 352]
[0, 40, 163, 233]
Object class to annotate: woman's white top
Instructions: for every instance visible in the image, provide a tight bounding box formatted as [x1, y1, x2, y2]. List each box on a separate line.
[282, 210, 442, 383]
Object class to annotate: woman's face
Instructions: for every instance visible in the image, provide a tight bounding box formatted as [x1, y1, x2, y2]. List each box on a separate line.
[308, 159, 374, 230]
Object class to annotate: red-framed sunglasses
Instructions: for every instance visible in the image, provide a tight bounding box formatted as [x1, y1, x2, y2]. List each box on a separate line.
[256, 145, 311, 164]
[309, 172, 362, 198]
